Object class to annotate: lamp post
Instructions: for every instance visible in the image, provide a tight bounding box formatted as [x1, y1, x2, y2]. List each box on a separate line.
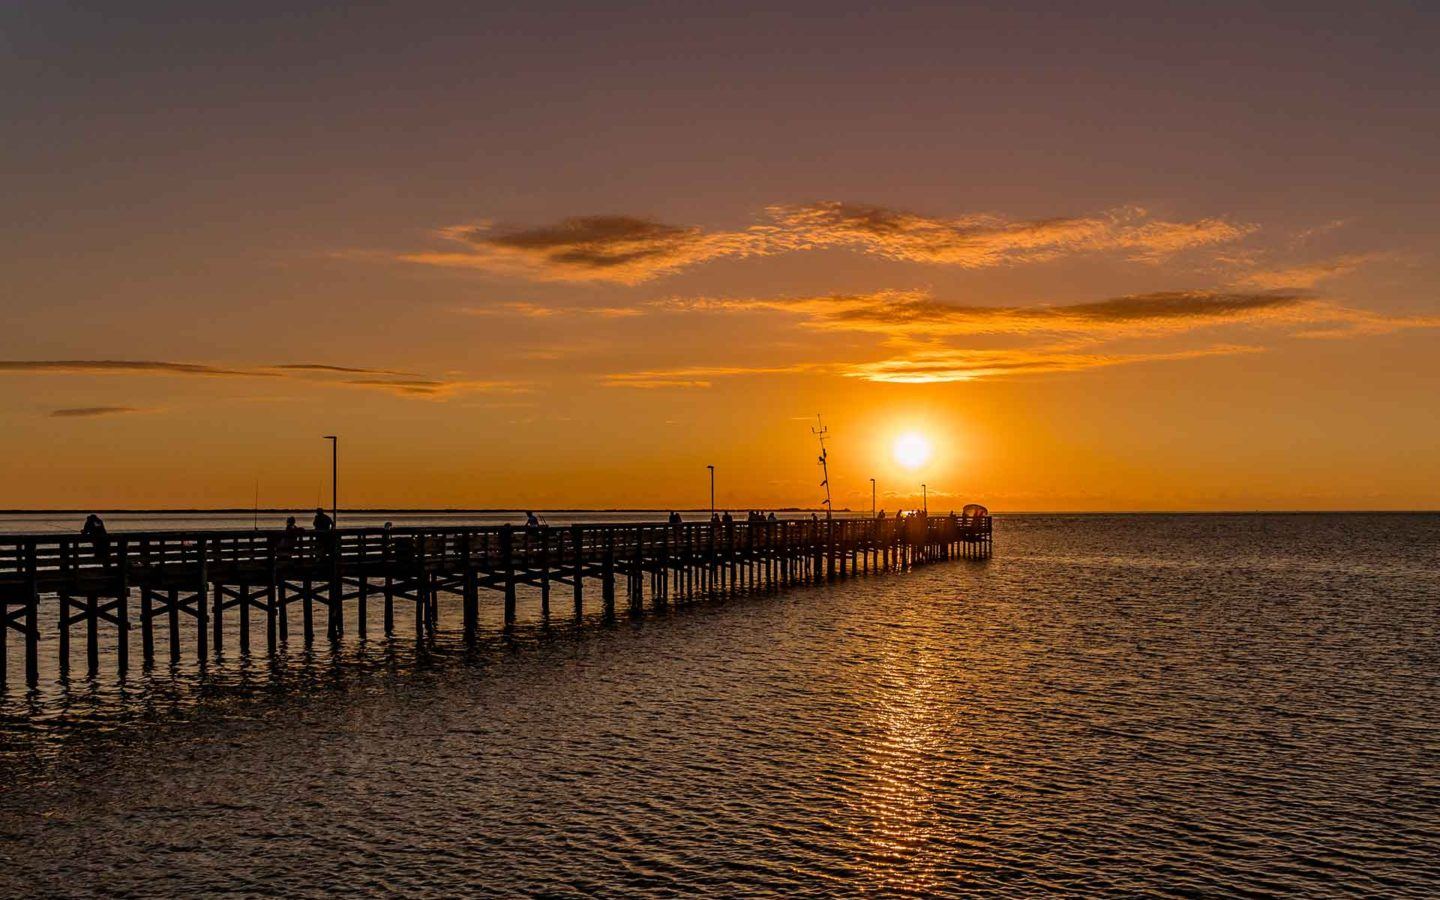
[921, 483, 927, 516]
[870, 478, 876, 517]
[707, 464, 715, 518]
[323, 435, 338, 526]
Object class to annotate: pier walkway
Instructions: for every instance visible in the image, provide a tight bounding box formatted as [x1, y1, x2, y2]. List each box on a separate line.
[0, 514, 991, 687]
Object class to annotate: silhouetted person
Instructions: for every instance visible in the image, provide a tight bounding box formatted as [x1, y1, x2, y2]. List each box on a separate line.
[668, 511, 682, 525]
[721, 510, 733, 525]
[767, 511, 777, 522]
[313, 508, 333, 531]
[279, 515, 301, 559]
[711, 512, 721, 524]
[525, 510, 540, 528]
[81, 513, 109, 562]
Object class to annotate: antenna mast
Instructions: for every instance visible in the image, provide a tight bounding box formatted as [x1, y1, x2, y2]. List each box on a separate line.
[812, 414, 832, 520]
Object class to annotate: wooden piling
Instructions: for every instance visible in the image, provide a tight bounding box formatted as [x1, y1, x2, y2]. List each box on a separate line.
[501, 526, 517, 630]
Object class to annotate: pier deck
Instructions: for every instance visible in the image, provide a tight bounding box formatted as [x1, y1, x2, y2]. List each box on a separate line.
[0, 515, 991, 687]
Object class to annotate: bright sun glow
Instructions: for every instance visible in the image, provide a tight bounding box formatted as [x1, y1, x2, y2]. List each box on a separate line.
[892, 432, 932, 470]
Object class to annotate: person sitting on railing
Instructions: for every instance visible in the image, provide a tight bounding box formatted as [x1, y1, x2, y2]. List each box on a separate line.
[313, 508, 333, 532]
[81, 513, 110, 563]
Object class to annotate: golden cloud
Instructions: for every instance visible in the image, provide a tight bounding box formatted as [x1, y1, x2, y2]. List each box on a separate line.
[1232, 253, 1386, 290]
[602, 363, 822, 389]
[403, 216, 776, 285]
[765, 203, 1253, 267]
[656, 289, 1438, 340]
[609, 287, 1438, 387]
[843, 345, 1263, 383]
[399, 203, 1253, 283]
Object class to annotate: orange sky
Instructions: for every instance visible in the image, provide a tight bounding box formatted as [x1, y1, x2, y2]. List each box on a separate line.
[2, 3, 1438, 510]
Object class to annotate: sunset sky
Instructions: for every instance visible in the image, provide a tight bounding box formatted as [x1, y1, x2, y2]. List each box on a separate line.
[3, 2, 1438, 511]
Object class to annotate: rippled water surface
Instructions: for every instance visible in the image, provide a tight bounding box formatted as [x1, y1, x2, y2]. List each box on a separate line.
[2, 514, 1438, 896]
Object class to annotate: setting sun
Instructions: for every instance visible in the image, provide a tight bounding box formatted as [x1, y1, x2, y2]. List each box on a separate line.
[893, 432, 933, 470]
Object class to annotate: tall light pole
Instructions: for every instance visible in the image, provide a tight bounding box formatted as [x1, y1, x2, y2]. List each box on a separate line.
[921, 483, 927, 516]
[707, 464, 715, 518]
[870, 477, 876, 517]
[323, 435, 338, 526]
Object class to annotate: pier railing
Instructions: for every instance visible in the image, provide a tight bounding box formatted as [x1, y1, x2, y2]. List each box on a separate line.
[0, 515, 991, 687]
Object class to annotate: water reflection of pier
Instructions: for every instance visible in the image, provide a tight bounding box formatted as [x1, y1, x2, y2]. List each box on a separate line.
[0, 515, 991, 688]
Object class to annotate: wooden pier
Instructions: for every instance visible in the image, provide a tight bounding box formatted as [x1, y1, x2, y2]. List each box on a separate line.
[0, 514, 991, 688]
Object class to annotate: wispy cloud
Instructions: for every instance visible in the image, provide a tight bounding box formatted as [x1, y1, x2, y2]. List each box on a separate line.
[1232, 253, 1386, 290]
[48, 406, 148, 418]
[598, 344, 1268, 387]
[656, 289, 1439, 340]
[402, 216, 775, 285]
[271, 363, 416, 376]
[0, 359, 521, 400]
[843, 345, 1262, 383]
[398, 203, 1253, 283]
[0, 360, 263, 377]
[342, 378, 530, 398]
[602, 363, 822, 389]
[765, 203, 1253, 267]
[458, 301, 644, 319]
[607, 286, 1439, 387]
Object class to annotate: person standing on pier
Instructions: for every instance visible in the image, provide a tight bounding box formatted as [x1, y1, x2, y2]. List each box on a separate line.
[81, 513, 110, 563]
[312, 508, 334, 562]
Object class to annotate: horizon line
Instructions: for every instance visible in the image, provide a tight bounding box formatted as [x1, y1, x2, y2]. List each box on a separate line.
[1, 507, 1437, 516]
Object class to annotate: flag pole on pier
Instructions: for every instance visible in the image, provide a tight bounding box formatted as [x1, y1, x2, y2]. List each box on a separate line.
[707, 464, 715, 518]
[870, 477, 876, 518]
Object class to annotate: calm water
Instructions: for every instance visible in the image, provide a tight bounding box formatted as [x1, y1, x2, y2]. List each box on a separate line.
[1, 514, 1437, 896]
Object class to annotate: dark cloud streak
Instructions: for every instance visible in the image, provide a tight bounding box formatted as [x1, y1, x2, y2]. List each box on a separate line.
[48, 406, 146, 418]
